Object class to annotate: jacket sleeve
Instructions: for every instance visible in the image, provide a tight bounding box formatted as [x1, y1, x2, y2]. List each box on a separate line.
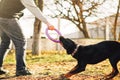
[20, 0, 49, 24]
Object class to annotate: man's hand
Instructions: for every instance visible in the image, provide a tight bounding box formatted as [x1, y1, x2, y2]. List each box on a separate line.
[47, 23, 55, 30]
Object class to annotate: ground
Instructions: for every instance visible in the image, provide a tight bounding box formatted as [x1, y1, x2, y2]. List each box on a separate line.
[1, 38, 120, 80]
[0, 62, 110, 80]
[0, 53, 120, 80]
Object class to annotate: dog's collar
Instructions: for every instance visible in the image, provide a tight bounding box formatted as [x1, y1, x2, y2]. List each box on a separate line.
[71, 45, 79, 56]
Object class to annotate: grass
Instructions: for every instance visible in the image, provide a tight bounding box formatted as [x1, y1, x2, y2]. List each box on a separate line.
[3, 50, 75, 65]
[2, 50, 76, 77]
[2, 50, 120, 80]
[27, 53, 75, 64]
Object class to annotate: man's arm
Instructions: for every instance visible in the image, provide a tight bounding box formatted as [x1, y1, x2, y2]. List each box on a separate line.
[20, 0, 49, 24]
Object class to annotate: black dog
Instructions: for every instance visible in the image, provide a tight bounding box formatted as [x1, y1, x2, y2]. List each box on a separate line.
[59, 36, 120, 79]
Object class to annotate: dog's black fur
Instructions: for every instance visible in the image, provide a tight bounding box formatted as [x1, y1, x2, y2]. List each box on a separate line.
[59, 36, 120, 79]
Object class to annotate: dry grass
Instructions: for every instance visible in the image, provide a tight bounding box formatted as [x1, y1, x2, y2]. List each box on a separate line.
[0, 50, 120, 80]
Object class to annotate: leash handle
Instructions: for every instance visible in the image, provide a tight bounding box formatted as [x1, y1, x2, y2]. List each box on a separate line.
[45, 28, 62, 43]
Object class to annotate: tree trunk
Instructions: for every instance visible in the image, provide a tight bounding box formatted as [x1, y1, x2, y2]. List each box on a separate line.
[77, 24, 90, 38]
[77, 1, 90, 38]
[113, 0, 120, 40]
[105, 18, 110, 40]
[32, 0, 43, 55]
[32, 19, 41, 55]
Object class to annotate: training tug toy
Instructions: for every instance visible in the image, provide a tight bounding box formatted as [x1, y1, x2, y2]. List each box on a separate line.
[45, 28, 62, 43]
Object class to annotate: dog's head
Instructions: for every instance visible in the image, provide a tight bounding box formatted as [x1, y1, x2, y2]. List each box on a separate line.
[59, 36, 77, 55]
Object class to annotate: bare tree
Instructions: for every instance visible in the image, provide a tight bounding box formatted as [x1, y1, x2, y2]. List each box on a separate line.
[32, 0, 43, 55]
[113, 0, 120, 40]
[45, 0, 105, 38]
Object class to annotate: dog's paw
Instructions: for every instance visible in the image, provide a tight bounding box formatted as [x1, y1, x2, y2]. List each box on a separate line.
[59, 74, 71, 80]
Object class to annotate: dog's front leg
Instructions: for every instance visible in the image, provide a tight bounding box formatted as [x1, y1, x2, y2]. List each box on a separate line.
[64, 62, 86, 78]
[64, 64, 80, 78]
[59, 65, 80, 80]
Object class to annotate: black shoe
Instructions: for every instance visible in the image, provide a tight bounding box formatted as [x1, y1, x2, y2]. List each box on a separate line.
[16, 69, 32, 76]
[0, 68, 8, 75]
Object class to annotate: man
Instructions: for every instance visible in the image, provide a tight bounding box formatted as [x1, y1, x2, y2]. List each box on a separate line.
[0, 0, 54, 76]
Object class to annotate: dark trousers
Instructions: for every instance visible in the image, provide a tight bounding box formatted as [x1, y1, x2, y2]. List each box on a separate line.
[0, 17, 26, 70]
